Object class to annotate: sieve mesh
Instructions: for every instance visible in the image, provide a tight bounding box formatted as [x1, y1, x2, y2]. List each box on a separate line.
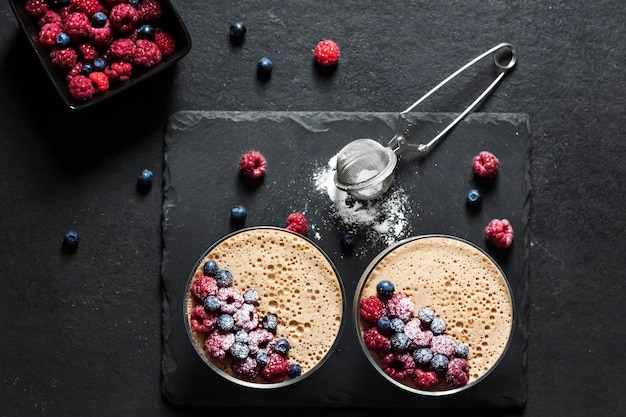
[335, 139, 391, 186]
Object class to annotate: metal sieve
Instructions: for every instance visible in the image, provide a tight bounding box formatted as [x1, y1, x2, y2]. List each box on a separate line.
[334, 43, 517, 200]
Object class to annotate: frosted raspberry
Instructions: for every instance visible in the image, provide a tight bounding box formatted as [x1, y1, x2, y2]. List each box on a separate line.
[39, 22, 63, 48]
[154, 31, 176, 56]
[262, 353, 289, 381]
[445, 358, 470, 387]
[88, 21, 113, 48]
[402, 318, 422, 340]
[189, 305, 217, 333]
[88, 71, 109, 93]
[104, 61, 133, 82]
[109, 3, 139, 33]
[50, 47, 78, 72]
[362, 327, 391, 353]
[386, 292, 415, 322]
[70, 0, 102, 16]
[413, 368, 440, 390]
[192, 275, 218, 301]
[472, 150, 500, 179]
[485, 218, 514, 249]
[313, 39, 340, 66]
[285, 212, 309, 235]
[381, 352, 415, 381]
[233, 303, 259, 332]
[68, 74, 94, 100]
[410, 328, 433, 348]
[232, 357, 259, 380]
[238, 150, 267, 179]
[107, 38, 136, 62]
[204, 330, 235, 360]
[137, 0, 163, 23]
[133, 39, 162, 68]
[78, 43, 99, 61]
[216, 286, 244, 315]
[359, 295, 385, 324]
[431, 335, 457, 358]
[25, 0, 48, 19]
[65, 62, 83, 83]
[38, 10, 62, 27]
[247, 329, 276, 356]
[63, 12, 90, 40]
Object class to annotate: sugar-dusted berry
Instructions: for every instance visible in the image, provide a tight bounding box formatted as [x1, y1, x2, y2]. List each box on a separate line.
[191, 274, 218, 301]
[386, 292, 415, 322]
[431, 353, 449, 373]
[445, 358, 469, 387]
[233, 357, 259, 380]
[203, 260, 219, 277]
[430, 317, 446, 335]
[412, 347, 434, 367]
[216, 286, 244, 315]
[204, 330, 235, 360]
[431, 334, 457, 358]
[189, 305, 216, 333]
[214, 269, 233, 287]
[233, 303, 259, 332]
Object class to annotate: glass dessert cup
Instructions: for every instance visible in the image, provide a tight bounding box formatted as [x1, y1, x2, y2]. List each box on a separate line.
[184, 226, 345, 389]
[354, 234, 514, 396]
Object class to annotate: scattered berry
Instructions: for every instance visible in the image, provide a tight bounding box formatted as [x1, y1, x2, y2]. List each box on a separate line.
[107, 38, 136, 62]
[50, 47, 79, 73]
[413, 368, 440, 390]
[359, 295, 385, 324]
[203, 260, 219, 277]
[62, 230, 80, 253]
[92, 57, 106, 71]
[431, 353, 449, 373]
[64, 12, 91, 40]
[234, 330, 249, 344]
[485, 218, 514, 249]
[55, 32, 71, 47]
[410, 328, 433, 348]
[238, 150, 267, 179]
[88, 71, 109, 93]
[229, 22, 246, 44]
[256, 57, 273, 79]
[255, 352, 269, 367]
[430, 317, 447, 335]
[79, 43, 99, 61]
[109, 3, 139, 33]
[39, 23, 63, 48]
[38, 10, 62, 27]
[340, 232, 356, 250]
[214, 269, 233, 287]
[247, 329, 275, 356]
[233, 356, 259, 380]
[25, 0, 48, 19]
[230, 205, 247, 223]
[402, 318, 422, 340]
[375, 280, 395, 299]
[72, 0, 101, 16]
[104, 61, 133, 82]
[466, 188, 482, 207]
[472, 150, 500, 179]
[445, 358, 469, 387]
[313, 39, 340, 67]
[287, 363, 302, 378]
[285, 212, 309, 235]
[80, 62, 94, 76]
[137, 168, 154, 192]
[191, 274, 218, 301]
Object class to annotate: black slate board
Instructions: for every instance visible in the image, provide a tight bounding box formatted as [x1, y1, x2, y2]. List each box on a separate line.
[161, 111, 530, 408]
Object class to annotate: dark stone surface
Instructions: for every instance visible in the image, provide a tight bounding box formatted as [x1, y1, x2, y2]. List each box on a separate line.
[1, 1, 625, 416]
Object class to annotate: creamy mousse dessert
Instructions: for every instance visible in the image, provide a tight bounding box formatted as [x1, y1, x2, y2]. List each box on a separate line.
[185, 227, 344, 386]
[356, 235, 513, 393]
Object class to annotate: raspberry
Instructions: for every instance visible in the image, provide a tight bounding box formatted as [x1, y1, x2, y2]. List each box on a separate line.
[191, 275, 218, 301]
[232, 303, 259, 332]
[137, 0, 163, 23]
[216, 286, 244, 315]
[154, 31, 176, 56]
[262, 353, 289, 382]
[445, 358, 470, 387]
[109, 3, 139, 33]
[50, 47, 78, 72]
[88, 71, 109, 93]
[189, 305, 217, 333]
[359, 295, 385, 323]
[238, 150, 267, 179]
[381, 352, 415, 380]
[204, 330, 235, 360]
[25, 0, 48, 19]
[88, 21, 113, 48]
[70, 0, 101, 16]
[431, 335, 457, 358]
[313, 39, 340, 66]
[362, 327, 391, 353]
[386, 292, 415, 322]
[63, 12, 90, 40]
[485, 218, 514, 249]
[402, 318, 422, 340]
[285, 212, 309, 235]
[232, 357, 259, 380]
[78, 43, 99, 61]
[472, 150, 500, 179]
[413, 368, 440, 390]
[107, 38, 136, 62]
[65, 62, 83, 83]
[410, 328, 433, 348]
[68, 74, 94, 100]
[38, 10, 62, 27]
[133, 39, 162, 68]
[247, 329, 276, 356]
[39, 22, 63, 48]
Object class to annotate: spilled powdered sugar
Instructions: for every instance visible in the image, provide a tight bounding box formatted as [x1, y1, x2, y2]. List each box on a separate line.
[313, 155, 414, 247]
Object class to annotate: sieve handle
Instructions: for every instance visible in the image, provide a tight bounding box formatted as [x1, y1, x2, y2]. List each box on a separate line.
[388, 43, 517, 155]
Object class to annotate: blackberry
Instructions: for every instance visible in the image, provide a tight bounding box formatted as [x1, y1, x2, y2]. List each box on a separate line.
[62, 231, 79, 253]
[275, 338, 291, 356]
[431, 353, 449, 373]
[234, 330, 249, 344]
[376, 316, 392, 335]
[215, 269, 233, 287]
[455, 342, 470, 359]
[216, 314, 235, 332]
[376, 280, 395, 299]
[203, 295, 221, 312]
[389, 317, 405, 333]
[417, 306, 435, 327]
[203, 260, 219, 277]
[287, 363, 302, 378]
[262, 314, 278, 333]
[390, 332, 411, 352]
[243, 288, 259, 304]
[230, 341, 250, 359]
[413, 347, 434, 367]
[430, 317, 446, 335]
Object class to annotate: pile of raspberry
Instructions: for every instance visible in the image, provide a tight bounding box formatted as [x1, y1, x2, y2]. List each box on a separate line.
[24, 0, 178, 101]
[189, 259, 301, 382]
[359, 280, 471, 390]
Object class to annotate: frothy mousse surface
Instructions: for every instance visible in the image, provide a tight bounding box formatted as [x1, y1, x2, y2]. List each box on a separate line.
[186, 228, 344, 383]
[359, 235, 513, 386]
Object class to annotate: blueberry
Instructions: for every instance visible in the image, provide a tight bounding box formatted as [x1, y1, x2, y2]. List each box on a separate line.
[91, 12, 108, 28]
[59, 0, 70, 6]
[229, 22, 246, 44]
[234, 330, 249, 344]
[376, 280, 395, 299]
[417, 306, 435, 326]
[92, 57, 106, 72]
[431, 353, 449, 372]
[287, 363, 302, 378]
[137, 169, 154, 193]
[466, 188, 482, 207]
[80, 63, 94, 76]
[230, 341, 250, 359]
[389, 317, 405, 333]
[203, 260, 219, 276]
[243, 289, 259, 304]
[256, 352, 269, 366]
[62, 231, 79, 253]
[216, 314, 234, 332]
[203, 295, 221, 312]
[390, 332, 410, 352]
[137, 24, 155, 41]
[275, 338, 291, 356]
[256, 57, 273, 79]
[215, 269, 233, 287]
[455, 342, 470, 359]
[262, 314, 278, 333]
[376, 316, 392, 334]
[230, 205, 247, 223]
[430, 317, 446, 335]
[340, 232, 356, 249]
[413, 347, 434, 367]
[55, 32, 70, 47]
[128, 0, 139, 7]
